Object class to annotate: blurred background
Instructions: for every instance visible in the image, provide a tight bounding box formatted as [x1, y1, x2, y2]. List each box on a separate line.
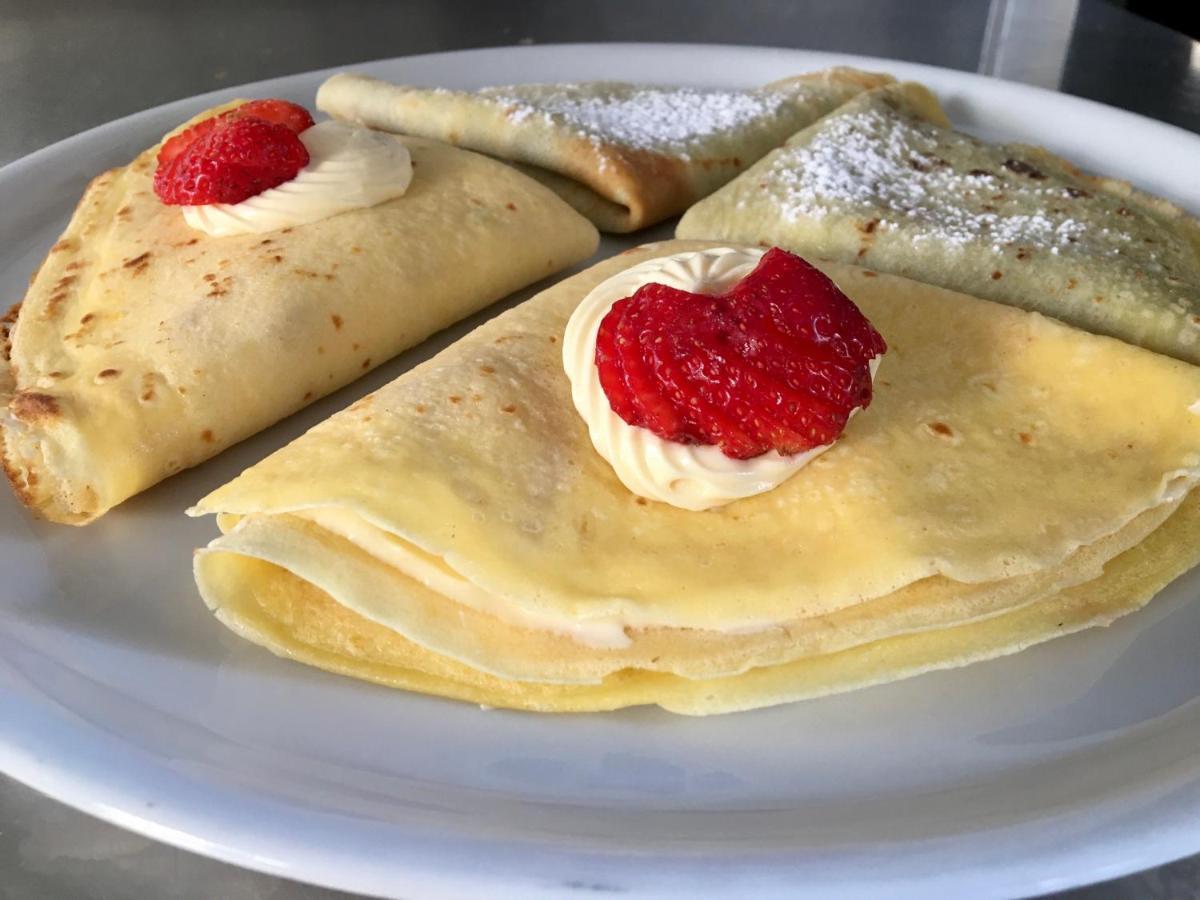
[0, 0, 1198, 168]
[1, 1, 1198, 898]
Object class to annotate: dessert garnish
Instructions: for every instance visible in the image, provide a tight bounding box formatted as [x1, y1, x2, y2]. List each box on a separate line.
[153, 99, 315, 206]
[595, 247, 886, 460]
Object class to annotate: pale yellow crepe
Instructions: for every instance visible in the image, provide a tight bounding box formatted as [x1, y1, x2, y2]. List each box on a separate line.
[316, 69, 894, 232]
[195, 496, 1177, 685]
[0, 103, 598, 524]
[677, 83, 1200, 364]
[195, 491, 1200, 715]
[192, 241, 1200, 713]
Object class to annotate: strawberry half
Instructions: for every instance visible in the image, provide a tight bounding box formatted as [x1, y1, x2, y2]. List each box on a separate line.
[153, 116, 310, 206]
[232, 99, 315, 134]
[157, 99, 313, 167]
[154, 99, 314, 204]
[594, 248, 886, 459]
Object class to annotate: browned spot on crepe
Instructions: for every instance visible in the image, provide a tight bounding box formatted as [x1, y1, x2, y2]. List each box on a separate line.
[123, 251, 152, 274]
[10, 391, 60, 422]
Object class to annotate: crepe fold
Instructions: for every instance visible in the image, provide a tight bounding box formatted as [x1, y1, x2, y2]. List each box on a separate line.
[315, 69, 894, 233]
[677, 82, 1200, 364]
[0, 103, 598, 524]
[192, 240, 1200, 715]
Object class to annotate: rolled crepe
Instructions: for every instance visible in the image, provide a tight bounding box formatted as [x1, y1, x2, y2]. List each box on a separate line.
[316, 69, 893, 233]
[677, 83, 1200, 364]
[191, 241, 1200, 714]
[0, 103, 598, 524]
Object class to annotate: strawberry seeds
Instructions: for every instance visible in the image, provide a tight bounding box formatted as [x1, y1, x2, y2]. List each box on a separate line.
[595, 247, 887, 460]
[153, 99, 314, 206]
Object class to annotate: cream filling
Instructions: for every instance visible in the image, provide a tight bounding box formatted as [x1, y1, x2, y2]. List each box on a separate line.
[562, 246, 881, 510]
[181, 121, 412, 236]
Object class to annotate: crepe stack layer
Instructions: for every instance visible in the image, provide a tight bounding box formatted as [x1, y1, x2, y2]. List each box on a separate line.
[677, 83, 1200, 364]
[192, 241, 1200, 715]
[316, 69, 893, 233]
[1, 102, 598, 524]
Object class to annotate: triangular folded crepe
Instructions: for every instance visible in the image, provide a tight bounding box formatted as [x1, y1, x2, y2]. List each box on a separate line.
[316, 69, 893, 233]
[191, 241, 1200, 714]
[1, 103, 598, 524]
[677, 83, 1200, 364]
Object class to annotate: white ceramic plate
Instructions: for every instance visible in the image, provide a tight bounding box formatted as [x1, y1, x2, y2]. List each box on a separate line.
[2, 44, 1199, 900]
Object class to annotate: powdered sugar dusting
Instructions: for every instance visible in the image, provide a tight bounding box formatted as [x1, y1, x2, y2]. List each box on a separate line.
[759, 101, 1168, 265]
[480, 82, 795, 153]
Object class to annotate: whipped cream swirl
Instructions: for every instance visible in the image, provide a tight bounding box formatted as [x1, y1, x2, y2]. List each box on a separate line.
[182, 121, 412, 236]
[563, 247, 880, 511]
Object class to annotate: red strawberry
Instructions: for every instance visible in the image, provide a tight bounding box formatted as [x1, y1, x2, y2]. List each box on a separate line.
[594, 248, 886, 459]
[232, 99, 315, 134]
[157, 99, 313, 167]
[153, 116, 310, 206]
[157, 116, 220, 167]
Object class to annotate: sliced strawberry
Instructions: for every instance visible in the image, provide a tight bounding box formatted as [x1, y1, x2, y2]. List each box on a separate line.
[158, 99, 313, 165]
[734, 249, 887, 360]
[234, 99, 315, 134]
[154, 99, 314, 188]
[595, 296, 643, 427]
[593, 248, 886, 460]
[647, 311, 755, 452]
[654, 336, 773, 458]
[157, 116, 220, 167]
[153, 116, 309, 206]
[724, 318, 871, 410]
[706, 349, 845, 455]
[615, 286, 690, 441]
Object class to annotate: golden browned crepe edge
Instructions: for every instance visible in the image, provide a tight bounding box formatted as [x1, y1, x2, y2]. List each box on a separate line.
[0, 170, 119, 522]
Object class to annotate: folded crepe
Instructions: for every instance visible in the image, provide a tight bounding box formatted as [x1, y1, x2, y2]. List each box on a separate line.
[1, 103, 598, 524]
[315, 69, 893, 233]
[677, 82, 1200, 364]
[191, 240, 1200, 715]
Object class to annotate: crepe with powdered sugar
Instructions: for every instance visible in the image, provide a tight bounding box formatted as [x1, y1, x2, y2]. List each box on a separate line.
[678, 82, 1200, 364]
[316, 69, 892, 233]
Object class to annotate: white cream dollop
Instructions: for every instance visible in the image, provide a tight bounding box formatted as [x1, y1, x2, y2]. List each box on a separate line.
[563, 246, 880, 511]
[181, 121, 412, 237]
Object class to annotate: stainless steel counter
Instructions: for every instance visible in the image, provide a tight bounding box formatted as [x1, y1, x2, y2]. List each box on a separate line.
[1, 1, 1198, 897]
